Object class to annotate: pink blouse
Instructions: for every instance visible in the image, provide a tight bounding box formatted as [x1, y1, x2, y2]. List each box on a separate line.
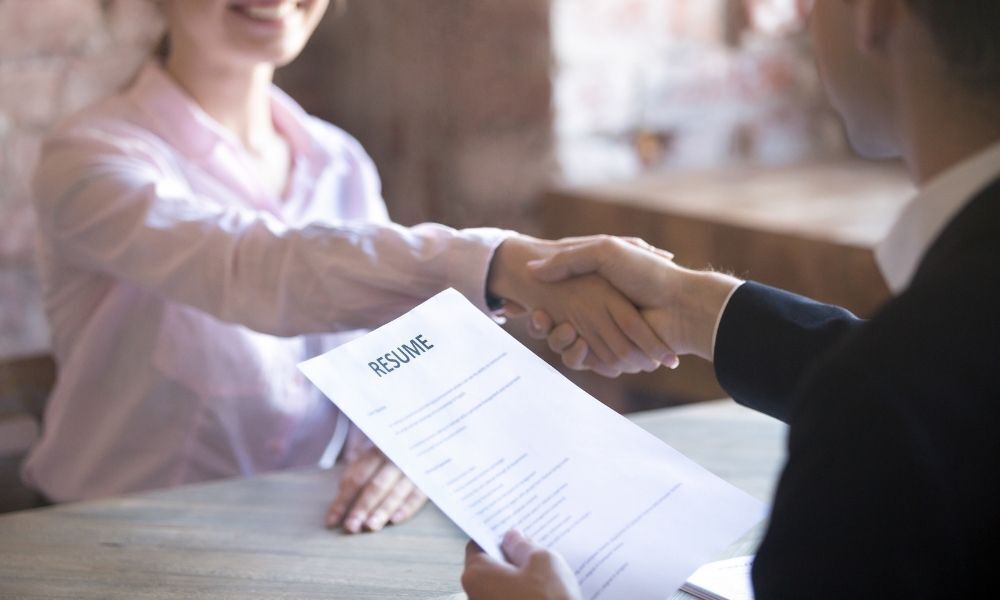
[25, 63, 510, 502]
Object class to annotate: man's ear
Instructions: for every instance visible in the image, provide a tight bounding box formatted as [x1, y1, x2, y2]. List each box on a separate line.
[854, 0, 897, 53]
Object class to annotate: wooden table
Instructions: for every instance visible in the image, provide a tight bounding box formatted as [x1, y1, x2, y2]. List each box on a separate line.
[0, 400, 786, 599]
[542, 160, 913, 405]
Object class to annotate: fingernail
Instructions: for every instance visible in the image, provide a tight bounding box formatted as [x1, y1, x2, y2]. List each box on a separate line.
[530, 313, 544, 330]
[345, 516, 363, 533]
[366, 511, 388, 531]
[667, 356, 680, 369]
[325, 512, 341, 527]
[390, 510, 405, 523]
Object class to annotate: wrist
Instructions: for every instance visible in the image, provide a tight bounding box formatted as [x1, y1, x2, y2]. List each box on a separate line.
[674, 268, 743, 361]
[486, 235, 546, 306]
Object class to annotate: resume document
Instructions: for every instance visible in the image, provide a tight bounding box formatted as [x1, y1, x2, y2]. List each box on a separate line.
[299, 289, 764, 599]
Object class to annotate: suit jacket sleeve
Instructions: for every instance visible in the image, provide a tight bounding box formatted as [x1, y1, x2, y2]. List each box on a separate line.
[713, 282, 864, 422]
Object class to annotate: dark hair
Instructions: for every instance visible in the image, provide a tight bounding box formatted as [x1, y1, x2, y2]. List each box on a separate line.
[907, 1, 1000, 90]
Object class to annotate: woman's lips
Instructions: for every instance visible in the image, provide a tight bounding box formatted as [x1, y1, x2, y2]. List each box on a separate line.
[229, 1, 303, 23]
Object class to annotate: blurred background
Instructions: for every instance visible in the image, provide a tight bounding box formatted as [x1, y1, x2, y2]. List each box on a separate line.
[0, 0, 913, 415]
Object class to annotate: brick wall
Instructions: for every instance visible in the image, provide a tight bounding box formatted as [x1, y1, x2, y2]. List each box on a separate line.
[0, 0, 164, 358]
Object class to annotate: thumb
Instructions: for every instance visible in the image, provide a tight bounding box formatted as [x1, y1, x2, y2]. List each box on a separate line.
[623, 237, 674, 260]
[501, 529, 542, 568]
[500, 299, 528, 317]
[527, 245, 603, 283]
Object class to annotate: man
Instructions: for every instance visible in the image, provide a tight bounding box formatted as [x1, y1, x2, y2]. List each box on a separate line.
[462, 0, 1000, 597]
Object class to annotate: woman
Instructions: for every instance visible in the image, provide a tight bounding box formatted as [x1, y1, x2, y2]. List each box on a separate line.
[26, 0, 672, 533]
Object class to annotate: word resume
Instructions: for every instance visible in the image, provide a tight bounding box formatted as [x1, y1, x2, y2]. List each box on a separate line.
[299, 289, 764, 600]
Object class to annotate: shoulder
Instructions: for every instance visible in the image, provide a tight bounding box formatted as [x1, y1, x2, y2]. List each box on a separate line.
[33, 93, 184, 223]
[789, 248, 1000, 478]
[39, 92, 179, 179]
[801, 252, 1000, 404]
[854, 248, 1000, 371]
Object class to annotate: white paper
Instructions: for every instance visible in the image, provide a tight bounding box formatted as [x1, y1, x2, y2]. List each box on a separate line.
[299, 289, 764, 600]
[681, 556, 755, 600]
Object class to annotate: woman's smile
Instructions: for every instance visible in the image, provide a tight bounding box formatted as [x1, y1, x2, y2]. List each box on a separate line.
[227, 0, 309, 28]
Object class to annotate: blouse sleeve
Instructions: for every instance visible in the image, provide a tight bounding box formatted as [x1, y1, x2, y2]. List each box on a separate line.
[33, 128, 512, 337]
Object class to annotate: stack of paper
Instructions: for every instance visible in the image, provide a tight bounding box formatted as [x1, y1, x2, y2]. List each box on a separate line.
[681, 556, 755, 600]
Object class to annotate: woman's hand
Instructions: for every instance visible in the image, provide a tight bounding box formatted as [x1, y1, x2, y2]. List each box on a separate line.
[488, 235, 678, 377]
[462, 530, 582, 600]
[325, 446, 427, 533]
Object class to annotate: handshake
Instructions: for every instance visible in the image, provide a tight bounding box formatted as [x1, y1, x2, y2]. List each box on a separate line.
[486, 234, 743, 376]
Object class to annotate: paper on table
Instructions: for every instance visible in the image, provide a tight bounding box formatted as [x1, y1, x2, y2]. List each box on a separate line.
[681, 556, 755, 600]
[299, 289, 764, 600]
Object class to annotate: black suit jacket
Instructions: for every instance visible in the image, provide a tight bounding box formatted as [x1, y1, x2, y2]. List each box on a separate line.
[714, 177, 1000, 598]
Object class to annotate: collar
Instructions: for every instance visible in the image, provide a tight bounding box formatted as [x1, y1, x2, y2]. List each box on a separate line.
[875, 139, 1000, 294]
[126, 61, 331, 170]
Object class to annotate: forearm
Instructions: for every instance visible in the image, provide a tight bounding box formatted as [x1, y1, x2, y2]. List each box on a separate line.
[633, 265, 743, 361]
[713, 282, 863, 420]
[662, 267, 743, 361]
[251, 221, 509, 334]
[36, 149, 510, 336]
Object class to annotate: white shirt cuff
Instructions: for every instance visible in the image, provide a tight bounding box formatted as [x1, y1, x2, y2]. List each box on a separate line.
[711, 281, 745, 360]
[446, 227, 517, 315]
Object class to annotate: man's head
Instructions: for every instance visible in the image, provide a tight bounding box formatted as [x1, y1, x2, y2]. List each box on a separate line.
[809, 0, 1000, 160]
[905, 1, 1000, 90]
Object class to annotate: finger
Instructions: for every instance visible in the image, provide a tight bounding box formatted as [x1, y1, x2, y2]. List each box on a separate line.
[584, 306, 648, 374]
[501, 300, 527, 317]
[527, 242, 605, 283]
[326, 449, 384, 528]
[343, 462, 402, 533]
[607, 297, 678, 370]
[366, 476, 415, 531]
[462, 542, 517, 600]
[584, 352, 624, 378]
[501, 529, 541, 568]
[389, 488, 428, 525]
[528, 310, 555, 339]
[546, 322, 578, 353]
[465, 540, 487, 565]
[560, 337, 590, 370]
[622, 236, 674, 260]
[573, 317, 622, 371]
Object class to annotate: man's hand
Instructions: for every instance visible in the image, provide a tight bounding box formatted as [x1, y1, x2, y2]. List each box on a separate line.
[325, 446, 427, 533]
[526, 236, 742, 364]
[488, 235, 678, 377]
[462, 530, 582, 600]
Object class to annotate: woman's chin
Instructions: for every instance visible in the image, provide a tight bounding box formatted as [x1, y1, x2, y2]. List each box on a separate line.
[223, 1, 317, 65]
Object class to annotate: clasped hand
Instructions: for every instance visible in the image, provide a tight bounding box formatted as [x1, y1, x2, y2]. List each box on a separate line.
[487, 235, 682, 377]
[490, 234, 742, 374]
